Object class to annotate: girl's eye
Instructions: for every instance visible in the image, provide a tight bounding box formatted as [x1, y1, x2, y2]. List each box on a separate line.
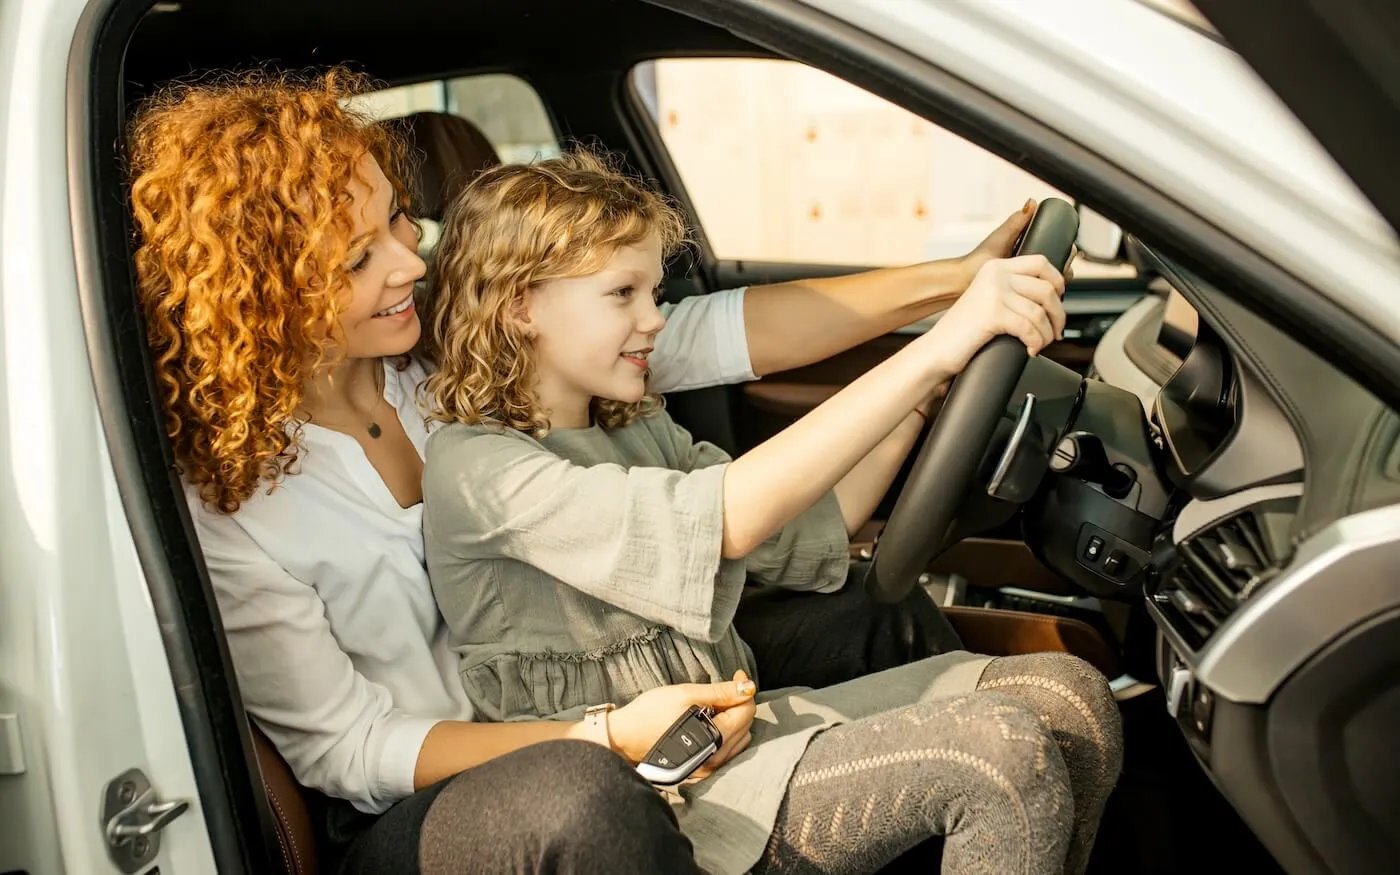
[349, 251, 371, 274]
[612, 286, 634, 299]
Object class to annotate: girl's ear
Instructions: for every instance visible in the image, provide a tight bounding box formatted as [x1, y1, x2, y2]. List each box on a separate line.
[509, 287, 537, 340]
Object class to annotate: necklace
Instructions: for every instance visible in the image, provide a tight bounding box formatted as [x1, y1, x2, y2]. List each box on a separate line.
[365, 364, 385, 439]
[308, 362, 386, 439]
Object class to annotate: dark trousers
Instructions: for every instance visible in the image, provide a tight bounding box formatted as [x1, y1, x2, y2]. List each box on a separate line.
[734, 566, 964, 691]
[327, 740, 699, 874]
[329, 571, 958, 873]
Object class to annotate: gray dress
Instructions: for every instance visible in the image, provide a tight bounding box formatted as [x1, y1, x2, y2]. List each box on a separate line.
[423, 413, 991, 874]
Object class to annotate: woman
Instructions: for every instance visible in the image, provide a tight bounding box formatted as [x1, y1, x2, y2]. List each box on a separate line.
[128, 69, 1119, 873]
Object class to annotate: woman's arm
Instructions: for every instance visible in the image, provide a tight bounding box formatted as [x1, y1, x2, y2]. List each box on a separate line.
[722, 254, 1065, 557]
[416, 674, 758, 788]
[198, 510, 758, 801]
[198, 516, 443, 810]
[742, 204, 1035, 377]
[831, 408, 927, 537]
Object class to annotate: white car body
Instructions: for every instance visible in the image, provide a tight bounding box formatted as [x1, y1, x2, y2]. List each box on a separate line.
[0, 0, 1390, 871]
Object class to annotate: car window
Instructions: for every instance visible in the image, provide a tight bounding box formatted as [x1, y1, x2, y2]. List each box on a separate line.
[633, 58, 1132, 275]
[349, 74, 560, 251]
[352, 73, 559, 160]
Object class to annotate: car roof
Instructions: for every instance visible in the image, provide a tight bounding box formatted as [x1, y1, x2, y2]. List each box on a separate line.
[125, 0, 766, 88]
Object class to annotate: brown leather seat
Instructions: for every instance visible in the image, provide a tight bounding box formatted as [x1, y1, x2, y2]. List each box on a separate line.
[943, 605, 1123, 678]
[252, 723, 319, 875]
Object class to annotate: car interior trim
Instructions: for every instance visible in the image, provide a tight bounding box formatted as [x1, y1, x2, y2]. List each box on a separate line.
[1194, 501, 1400, 703]
[1172, 483, 1305, 543]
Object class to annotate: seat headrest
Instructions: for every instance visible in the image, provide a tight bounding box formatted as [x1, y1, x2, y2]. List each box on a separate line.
[397, 111, 501, 222]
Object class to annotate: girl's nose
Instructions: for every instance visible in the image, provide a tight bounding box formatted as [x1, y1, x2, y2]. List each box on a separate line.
[639, 297, 667, 335]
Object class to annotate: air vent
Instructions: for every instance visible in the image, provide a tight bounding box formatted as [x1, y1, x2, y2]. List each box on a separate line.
[1153, 509, 1281, 649]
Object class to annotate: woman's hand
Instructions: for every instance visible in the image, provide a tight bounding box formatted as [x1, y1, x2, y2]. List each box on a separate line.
[960, 201, 1036, 284]
[605, 671, 758, 771]
[960, 201, 1078, 289]
[922, 253, 1068, 375]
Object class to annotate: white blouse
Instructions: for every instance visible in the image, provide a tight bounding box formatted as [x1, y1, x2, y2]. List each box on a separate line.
[189, 289, 753, 813]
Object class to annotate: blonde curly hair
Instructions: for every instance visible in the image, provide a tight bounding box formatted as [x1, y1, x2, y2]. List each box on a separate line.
[422, 150, 687, 436]
[128, 68, 413, 513]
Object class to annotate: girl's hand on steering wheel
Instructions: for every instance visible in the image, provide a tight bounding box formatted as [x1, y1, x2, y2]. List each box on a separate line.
[923, 254, 1068, 374]
[603, 671, 758, 770]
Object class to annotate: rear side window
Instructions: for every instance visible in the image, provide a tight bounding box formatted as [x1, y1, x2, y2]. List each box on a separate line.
[351, 73, 559, 162]
[348, 74, 560, 251]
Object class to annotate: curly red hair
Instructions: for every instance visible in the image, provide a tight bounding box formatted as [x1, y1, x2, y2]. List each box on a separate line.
[128, 68, 413, 513]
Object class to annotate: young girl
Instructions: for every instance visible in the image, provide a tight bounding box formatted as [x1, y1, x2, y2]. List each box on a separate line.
[421, 152, 1121, 875]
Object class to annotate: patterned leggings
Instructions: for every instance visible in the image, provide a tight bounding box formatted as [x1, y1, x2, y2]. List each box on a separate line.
[752, 653, 1123, 875]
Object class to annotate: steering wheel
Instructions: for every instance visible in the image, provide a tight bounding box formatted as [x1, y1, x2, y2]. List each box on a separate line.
[862, 198, 1080, 604]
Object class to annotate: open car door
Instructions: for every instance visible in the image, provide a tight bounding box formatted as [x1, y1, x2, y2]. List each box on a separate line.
[1192, 0, 1400, 236]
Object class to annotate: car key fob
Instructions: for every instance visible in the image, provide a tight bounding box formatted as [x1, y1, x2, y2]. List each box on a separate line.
[635, 705, 722, 785]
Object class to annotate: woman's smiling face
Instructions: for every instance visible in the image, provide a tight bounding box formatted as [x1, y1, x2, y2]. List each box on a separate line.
[337, 154, 427, 359]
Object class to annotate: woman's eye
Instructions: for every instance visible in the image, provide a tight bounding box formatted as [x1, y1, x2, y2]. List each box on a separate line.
[612, 286, 634, 299]
[349, 251, 371, 274]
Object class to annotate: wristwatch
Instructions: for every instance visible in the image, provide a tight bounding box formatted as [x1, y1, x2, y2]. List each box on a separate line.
[582, 703, 616, 750]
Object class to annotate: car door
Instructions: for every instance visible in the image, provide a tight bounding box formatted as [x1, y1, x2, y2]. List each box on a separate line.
[631, 56, 1152, 597]
[1190, 0, 1400, 238]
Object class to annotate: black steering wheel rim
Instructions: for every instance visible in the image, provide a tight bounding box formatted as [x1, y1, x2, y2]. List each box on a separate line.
[862, 198, 1080, 605]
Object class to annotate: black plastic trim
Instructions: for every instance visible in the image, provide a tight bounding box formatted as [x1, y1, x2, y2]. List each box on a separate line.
[1268, 607, 1400, 874]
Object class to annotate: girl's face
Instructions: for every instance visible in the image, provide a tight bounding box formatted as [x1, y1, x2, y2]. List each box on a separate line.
[337, 155, 427, 359]
[526, 232, 667, 419]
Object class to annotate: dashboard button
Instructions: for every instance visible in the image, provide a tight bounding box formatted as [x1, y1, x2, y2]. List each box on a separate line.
[1192, 686, 1214, 736]
[1102, 551, 1125, 576]
[1084, 536, 1105, 562]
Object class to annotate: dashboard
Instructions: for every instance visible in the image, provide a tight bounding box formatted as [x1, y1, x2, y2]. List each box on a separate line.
[1063, 243, 1400, 875]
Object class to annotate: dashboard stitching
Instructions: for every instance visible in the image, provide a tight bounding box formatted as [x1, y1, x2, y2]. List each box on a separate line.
[1348, 409, 1391, 513]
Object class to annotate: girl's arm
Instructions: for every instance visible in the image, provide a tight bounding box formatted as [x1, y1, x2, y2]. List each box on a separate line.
[424, 257, 1063, 639]
[721, 254, 1065, 558]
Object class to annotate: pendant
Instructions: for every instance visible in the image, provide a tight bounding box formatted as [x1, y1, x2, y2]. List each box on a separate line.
[367, 422, 382, 439]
